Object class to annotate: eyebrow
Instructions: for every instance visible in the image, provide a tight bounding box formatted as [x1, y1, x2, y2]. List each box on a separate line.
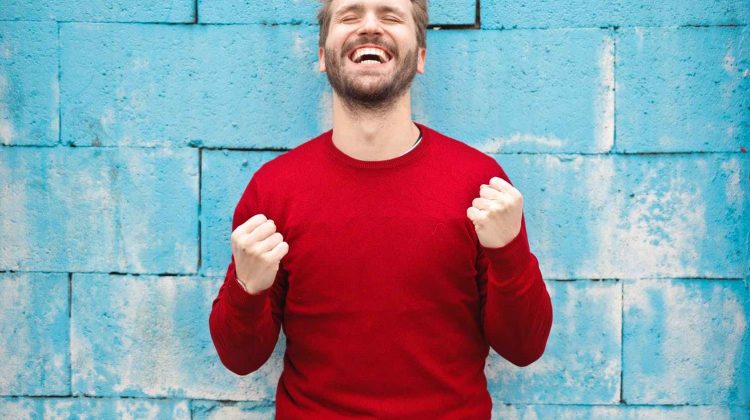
[333, 3, 408, 19]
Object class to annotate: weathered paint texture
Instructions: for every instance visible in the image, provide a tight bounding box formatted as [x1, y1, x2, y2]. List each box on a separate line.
[199, 0, 476, 26]
[0, 147, 198, 273]
[0, 0, 748, 418]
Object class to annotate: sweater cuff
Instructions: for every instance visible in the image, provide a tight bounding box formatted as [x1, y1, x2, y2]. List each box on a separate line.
[227, 270, 270, 315]
[480, 227, 533, 283]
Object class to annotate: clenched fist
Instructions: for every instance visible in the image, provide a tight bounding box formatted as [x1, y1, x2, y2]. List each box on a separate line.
[466, 176, 524, 249]
[230, 213, 289, 295]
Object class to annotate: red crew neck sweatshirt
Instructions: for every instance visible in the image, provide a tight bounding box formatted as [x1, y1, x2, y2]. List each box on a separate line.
[209, 122, 553, 419]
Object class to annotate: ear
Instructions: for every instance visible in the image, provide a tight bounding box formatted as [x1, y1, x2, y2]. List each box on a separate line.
[318, 46, 326, 73]
[416, 47, 426, 74]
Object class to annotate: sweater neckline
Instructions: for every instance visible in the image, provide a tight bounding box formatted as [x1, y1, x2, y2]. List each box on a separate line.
[324, 121, 431, 170]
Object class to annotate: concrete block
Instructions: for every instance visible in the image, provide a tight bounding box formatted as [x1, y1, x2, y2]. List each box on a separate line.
[0, 22, 59, 146]
[199, 0, 476, 25]
[623, 278, 750, 405]
[0, 397, 190, 418]
[492, 403, 750, 419]
[616, 26, 749, 153]
[486, 280, 621, 404]
[0, 147, 198, 273]
[71, 273, 286, 400]
[414, 29, 615, 153]
[495, 153, 749, 279]
[192, 400, 275, 419]
[60, 23, 328, 148]
[0, 0, 194, 22]
[0, 272, 69, 396]
[482, 0, 750, 29]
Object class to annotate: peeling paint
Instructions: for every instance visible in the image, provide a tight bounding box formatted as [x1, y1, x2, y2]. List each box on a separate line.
[595, 35, 615, 152]
[50, 77, 59, 140]
[625, 279, 749, 403]
[635, 27, 645, 50]
[99, 105, 115, 134]
[720, 158, 744, 207]
[722, 51, 737, 73]
[319, 88, 333, 131]
[0, 275, 31, 393]
[293, 31, 308, 59]
[0, 39, 12, 59]
[0, 155, 31, 266]
[480, 133, 565, 153]
[0, 71, 14, 145]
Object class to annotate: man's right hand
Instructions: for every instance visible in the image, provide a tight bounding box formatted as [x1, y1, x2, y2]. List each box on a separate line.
[230, 213, 289, 295]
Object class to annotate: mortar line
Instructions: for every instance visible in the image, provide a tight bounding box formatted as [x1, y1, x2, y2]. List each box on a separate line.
[197, 148, 203, 274]
[620, 278, 625, 403]
[68, 272, 73, 396]
[8, 395, 735, 407]
[1, 143, 746, 156]
[476, 0, 481, 27]
[0, 19, 746, 29]
[2, 270, 744, 282]
[57, 22, 62, 146]
[612, 27, 617, 153]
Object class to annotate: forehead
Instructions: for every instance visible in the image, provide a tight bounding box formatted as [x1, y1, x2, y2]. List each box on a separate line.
[329, 0, 411, 15]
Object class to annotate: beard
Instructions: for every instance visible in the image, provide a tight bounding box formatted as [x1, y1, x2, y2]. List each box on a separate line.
[323, 36, 419, 115]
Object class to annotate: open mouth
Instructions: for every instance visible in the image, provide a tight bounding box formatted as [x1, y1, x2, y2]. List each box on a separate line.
[348, 46, 393, 66]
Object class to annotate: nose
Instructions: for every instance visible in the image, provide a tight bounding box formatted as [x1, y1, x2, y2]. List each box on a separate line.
[356, 12, 384, 36]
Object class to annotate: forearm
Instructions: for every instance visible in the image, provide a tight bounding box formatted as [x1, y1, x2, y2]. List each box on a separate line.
[483, 252, 553, 367]
[479, 214, 553, 367]
[208, 260, 280, 376]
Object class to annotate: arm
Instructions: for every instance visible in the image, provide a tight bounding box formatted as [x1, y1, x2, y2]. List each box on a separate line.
[471, 160, 553, 366]
[477, 213, 553, 366]
[208, 176, 288, 376]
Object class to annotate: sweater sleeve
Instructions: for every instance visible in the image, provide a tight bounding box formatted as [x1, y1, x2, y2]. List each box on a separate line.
[476, 175, 553, 367]
[208, 175, 287, 376]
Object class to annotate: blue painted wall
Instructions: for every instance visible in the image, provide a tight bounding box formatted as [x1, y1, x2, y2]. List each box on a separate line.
[1, 0, 748, 418]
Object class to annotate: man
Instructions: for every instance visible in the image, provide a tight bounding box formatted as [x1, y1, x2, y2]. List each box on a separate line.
[209, 0, 553, 418]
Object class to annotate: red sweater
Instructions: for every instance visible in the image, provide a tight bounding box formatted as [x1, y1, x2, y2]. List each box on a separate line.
[209, 122, 553, 419]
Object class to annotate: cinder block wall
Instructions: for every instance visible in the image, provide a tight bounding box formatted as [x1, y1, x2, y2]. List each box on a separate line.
[1, 1, 748, 418]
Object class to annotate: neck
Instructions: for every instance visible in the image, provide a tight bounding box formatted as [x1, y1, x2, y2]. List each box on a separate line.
[330, 90, 420, 161]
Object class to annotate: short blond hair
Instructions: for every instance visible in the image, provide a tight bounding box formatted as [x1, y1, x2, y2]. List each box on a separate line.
[316, 1, 428, 49]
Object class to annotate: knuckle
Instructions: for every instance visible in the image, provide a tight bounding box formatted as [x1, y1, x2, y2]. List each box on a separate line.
[242, 241, 259, 256]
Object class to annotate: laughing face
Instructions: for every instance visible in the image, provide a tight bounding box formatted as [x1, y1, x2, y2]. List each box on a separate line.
[318, 0, 426, 112]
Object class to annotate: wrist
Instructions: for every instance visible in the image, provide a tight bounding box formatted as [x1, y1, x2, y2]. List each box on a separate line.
[236, 274, 267, 296]
[235, 275, 254, 295]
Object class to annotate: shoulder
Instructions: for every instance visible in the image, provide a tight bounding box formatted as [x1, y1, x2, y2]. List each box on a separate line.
[239, 130, 329, 213]
[252, 130, 329, 184]
[422, 124, 512, 184]
[234, 130, 329, 222]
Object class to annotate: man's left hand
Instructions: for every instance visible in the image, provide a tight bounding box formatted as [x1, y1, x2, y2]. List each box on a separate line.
[466, 176, 524, 249]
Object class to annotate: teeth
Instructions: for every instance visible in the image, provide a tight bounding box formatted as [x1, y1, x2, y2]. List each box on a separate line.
[351, 47, 389, 63]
